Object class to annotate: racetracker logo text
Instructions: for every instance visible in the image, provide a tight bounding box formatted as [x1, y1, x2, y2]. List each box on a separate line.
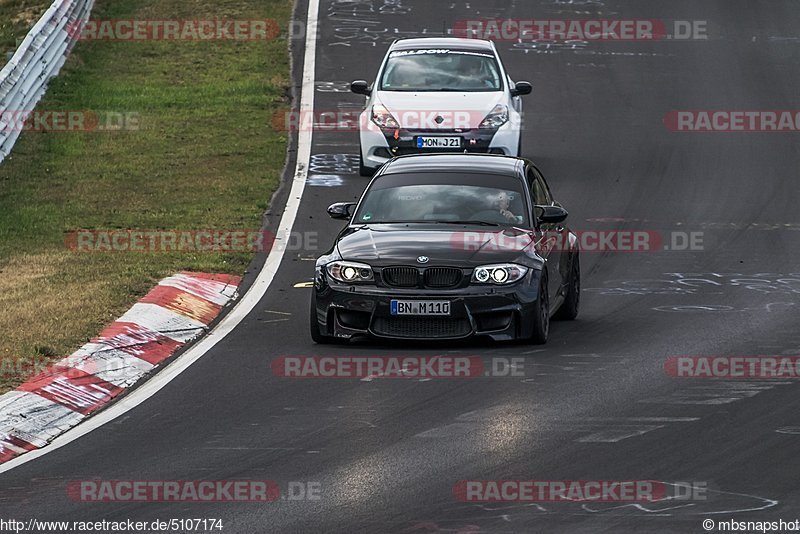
[664, 110, 800, 132]
[67, 19, 281, 41]
[454, 19, 667, 41]
[453, 480, 708, 502]
[666, 356, 800, 378]
[272, 356, 525, 379]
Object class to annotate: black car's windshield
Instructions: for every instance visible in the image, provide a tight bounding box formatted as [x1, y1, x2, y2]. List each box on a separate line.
[353, 173, 529, 226]
[380, 49, 503, 92]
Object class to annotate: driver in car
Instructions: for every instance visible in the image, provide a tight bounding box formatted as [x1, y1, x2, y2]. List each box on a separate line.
[495, 191, 523, 224]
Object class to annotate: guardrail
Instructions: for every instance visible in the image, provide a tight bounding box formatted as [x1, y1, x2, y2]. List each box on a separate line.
[0, 0, 94, 164]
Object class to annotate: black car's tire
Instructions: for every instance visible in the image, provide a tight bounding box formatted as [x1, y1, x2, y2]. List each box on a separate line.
[359, 150, 374, 177]
[554, 254, 580, 321]
[309, 293, 334, 344]
[528, 270, 550, 344]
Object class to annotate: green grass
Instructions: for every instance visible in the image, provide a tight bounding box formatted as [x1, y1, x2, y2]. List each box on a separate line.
[0, 0, 51, 57]
[0, 0, 292, 391]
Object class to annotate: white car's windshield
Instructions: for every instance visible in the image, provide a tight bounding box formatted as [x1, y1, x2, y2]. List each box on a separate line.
[380, 49, 503, 92]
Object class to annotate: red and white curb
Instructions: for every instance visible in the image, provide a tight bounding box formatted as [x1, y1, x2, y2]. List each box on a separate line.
[0, 271, 240, 464]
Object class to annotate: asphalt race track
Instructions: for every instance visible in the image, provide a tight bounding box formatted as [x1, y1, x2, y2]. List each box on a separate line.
[3, 1, 800, 532]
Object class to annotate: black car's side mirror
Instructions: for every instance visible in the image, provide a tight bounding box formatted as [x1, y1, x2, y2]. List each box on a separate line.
[328, 202, 357, 220]
[510, 81, 532, 97]
[350, 80, 371, 96]
[535, 205, 568, 224]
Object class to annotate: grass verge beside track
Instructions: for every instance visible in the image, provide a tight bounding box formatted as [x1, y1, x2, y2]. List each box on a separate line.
[0, 0, 292, 391]
[0, 0, 51, 57]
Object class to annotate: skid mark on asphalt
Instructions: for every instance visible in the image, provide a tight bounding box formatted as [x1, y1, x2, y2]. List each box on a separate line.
[567, 417, 699, 443]
[414, 408, 698, 443]
[307, 174, 344, 187]
[418, 487, 777, 527]
[639, 381, 793, 405]
[588, 272, 800, 297]
[309, 153, 359, 174]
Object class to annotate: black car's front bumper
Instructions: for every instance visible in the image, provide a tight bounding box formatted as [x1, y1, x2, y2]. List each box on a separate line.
[312, 275, 541, 342]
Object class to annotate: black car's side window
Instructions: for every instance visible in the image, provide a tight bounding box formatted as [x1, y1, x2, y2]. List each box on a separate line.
[527, 168, 550, 206]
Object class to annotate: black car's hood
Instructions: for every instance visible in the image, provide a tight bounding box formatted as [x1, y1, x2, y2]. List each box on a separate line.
[336, 224, 534, 266]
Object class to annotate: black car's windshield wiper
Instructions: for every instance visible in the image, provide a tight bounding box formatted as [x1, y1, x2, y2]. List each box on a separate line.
[432, 220, 501, 226]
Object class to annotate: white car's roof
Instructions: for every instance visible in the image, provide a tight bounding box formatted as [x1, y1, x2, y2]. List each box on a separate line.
[390, 37, 494, 52]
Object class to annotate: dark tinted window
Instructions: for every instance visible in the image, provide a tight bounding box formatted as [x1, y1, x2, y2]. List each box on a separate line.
[354, 173, 528, 226]
[528, 168, 552, 205]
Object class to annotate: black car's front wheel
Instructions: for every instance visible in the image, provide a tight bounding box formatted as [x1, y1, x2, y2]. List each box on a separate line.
[528, 270, 550, 344]
[309, 293, 335, 344]
[554, 253, 580, 321]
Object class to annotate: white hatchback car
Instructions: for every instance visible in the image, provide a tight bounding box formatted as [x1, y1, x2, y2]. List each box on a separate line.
[351, 37, 531, 176]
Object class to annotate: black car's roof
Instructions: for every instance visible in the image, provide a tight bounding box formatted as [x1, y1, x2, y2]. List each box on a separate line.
[390, 38, 495, 52]
[380, 154, 523, 177]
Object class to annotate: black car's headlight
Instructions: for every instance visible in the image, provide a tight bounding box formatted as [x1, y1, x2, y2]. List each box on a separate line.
[326, 261, 374, 283]
[479, 104, 509, 129]
[472, 263, 528, 285]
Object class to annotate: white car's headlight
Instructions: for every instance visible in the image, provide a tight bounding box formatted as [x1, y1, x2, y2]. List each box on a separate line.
[479, 104, 509, 129]
[326, 261, 374, 283]
[371, 104, 400, 129]
[472, 263, 528, 285]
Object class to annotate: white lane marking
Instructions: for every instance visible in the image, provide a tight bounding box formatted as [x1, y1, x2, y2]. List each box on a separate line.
[576, 426, 664, 443]
[0, 0, 321, 475]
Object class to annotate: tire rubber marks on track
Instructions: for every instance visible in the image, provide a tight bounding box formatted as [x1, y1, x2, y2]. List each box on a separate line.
[307, 153, 357, 186]
[654, 302, 797, 313]
[0, 272, 240, 464]
[588, 272, 800, 296]
[429, 487, 777, 526]
[414, 408, 697, 443]
[640, 381, 793, 406]
[310, 153, 359, 174]
[571, 417, 700, 443]
[327, 0, 421, 48]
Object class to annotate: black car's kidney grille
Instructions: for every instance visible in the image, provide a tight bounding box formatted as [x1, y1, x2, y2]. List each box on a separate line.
[383, 267, 463, 289]
[423, 267, 462, 288]
[383, 267, 419, 288]
[372, 317, 472, 339]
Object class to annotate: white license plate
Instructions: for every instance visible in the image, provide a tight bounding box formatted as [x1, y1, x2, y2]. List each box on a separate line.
[391, 300, 451, 316]
[416, 136, 462, 149]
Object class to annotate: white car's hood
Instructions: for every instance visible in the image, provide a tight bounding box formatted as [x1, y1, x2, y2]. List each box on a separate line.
[375, 91, 505, 130]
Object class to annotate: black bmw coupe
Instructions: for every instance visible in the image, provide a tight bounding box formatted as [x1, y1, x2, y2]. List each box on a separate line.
[310, 154, 580, 344]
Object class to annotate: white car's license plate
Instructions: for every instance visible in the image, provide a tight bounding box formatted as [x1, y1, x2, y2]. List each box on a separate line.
[416, 136, 462, 149]
[391, 300, 451, 316]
